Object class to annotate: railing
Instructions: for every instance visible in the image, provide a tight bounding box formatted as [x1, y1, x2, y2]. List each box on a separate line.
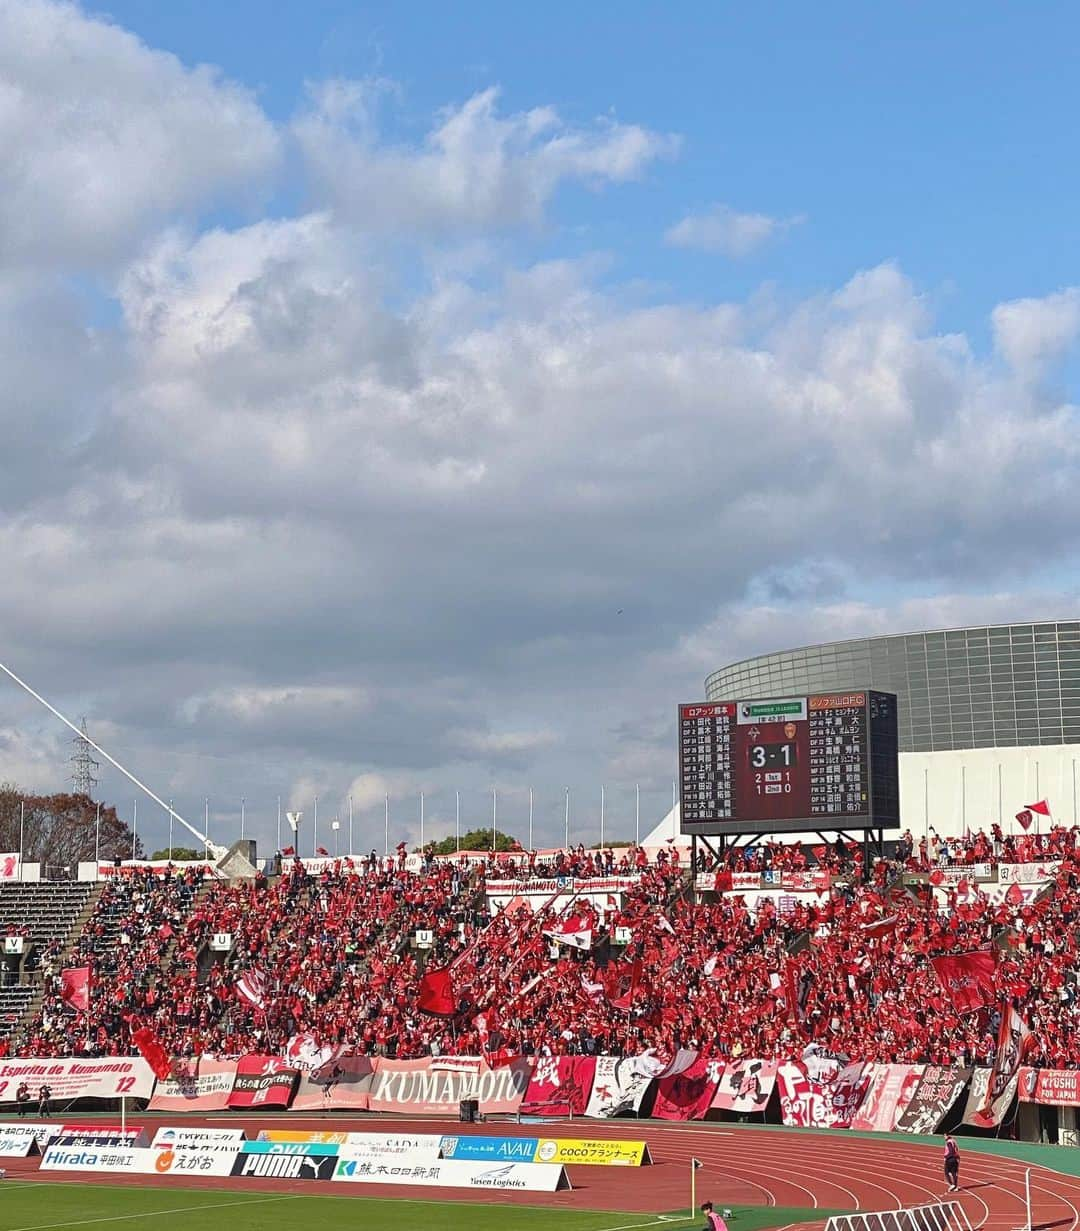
[826, 1200, 974, 1231]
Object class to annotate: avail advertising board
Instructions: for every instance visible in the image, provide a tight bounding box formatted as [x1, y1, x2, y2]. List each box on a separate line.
[0, 1057, 155, 1102]
[333, 1156, 571, 1191]
[439, 1135, 537, 1163]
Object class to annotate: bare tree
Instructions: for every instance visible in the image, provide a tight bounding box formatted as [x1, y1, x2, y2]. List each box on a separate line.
[0, 783, 141, 875]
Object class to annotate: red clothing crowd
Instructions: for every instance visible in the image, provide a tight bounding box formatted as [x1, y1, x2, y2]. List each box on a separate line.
[10, 826, 1080, 1068]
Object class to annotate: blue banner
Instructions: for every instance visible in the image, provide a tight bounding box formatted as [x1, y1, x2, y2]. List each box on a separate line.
[242, 1141, 340, 1156]
[438, 1135, 539, 1162]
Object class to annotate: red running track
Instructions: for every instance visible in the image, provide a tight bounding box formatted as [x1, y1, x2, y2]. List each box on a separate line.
[4, 1116, 1079, 1231]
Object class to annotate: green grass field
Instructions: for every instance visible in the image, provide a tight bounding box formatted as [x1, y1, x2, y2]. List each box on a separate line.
[0, 1183, 839, 1231]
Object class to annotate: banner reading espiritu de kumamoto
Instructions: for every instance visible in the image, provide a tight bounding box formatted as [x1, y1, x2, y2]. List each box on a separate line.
[0, 1056, 156, 1103]
[366, 1058, 530, 1115]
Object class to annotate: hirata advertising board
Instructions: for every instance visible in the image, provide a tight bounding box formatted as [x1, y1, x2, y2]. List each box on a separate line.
[41, 1145, 150, 1174]
[333, 1157, 571, 1191]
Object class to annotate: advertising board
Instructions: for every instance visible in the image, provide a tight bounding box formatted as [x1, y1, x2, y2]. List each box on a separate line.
[332, 1156, 571, 1191]
[439, 1135, 537, 1162]
[150, 1127, 247, 1150]
[534, 1138, 649, 1166]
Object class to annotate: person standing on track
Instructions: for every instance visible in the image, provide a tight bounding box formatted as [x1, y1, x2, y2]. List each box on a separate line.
[701, 1201, 729, 1231]
[943, 1134, 960, 1191]
[15, 1082, 30, 1117]
[37, 1082, 52, 1118]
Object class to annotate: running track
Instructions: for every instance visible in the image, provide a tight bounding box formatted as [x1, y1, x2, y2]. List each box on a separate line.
[4, 1116, 1078, 1231]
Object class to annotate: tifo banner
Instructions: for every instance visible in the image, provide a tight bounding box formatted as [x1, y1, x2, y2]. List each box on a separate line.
[777, 1061, 868, 1129]
[147, 1058, 237, 1112]
[366, 1057, 529, 1116]
[440, 1135, 538, 1163]
[0, 1057, 155, 1102]
[584, 1055, 654, 1118]
[332, 1156, 571, 1192]
[850, 1064, 923, 1132]
[998, 861, 1059, 884]
[1018, 1067, 1080, 1107]
[291, 1055, 375, 1111]
[521, 1055, 596, 1117]
[652, 1056, 722, 1121]
[963, 1066, 1019, 1128]
[151, 1127, 246, 1150]
[534, 1138, 649, 1166]
[711, 1058, 778, 1112]
[227, 1056, 299, 1109]
[895, 1066, 970, 1134]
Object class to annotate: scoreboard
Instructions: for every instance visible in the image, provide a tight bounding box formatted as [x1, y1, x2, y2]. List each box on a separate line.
[678, 690, 899, 835]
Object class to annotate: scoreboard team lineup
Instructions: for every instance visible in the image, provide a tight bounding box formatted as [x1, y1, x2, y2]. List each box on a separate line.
[678, 689, 900, 835]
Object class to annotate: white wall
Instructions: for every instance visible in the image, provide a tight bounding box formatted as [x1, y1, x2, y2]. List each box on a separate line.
[899, 743, 1080, 838]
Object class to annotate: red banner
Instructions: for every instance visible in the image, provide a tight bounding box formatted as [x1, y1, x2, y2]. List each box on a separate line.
[777, 1060, 868, 1129]
[1019, 1068, 1080, 1107]
[849, 1064, 923, 1132]
[930, 949, 997, 1013]
[366, 1057, 530, 1115]
[521, 1055, 596, 1116]
[227, 1055, 299, 1109]
[291, 1055, 375, 1111]
[652, 1055, 722, 1121]
[710, 1059, 778, 1112]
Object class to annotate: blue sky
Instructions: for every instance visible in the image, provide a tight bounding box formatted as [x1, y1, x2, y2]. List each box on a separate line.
[2, 0, 1079, 852]
[99, 0, 1080, 348]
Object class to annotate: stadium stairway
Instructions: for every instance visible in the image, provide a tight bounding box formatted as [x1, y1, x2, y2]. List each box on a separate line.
[0, 879, 102, 1041]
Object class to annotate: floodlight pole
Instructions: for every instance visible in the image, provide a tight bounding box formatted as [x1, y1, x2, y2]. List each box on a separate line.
[0, 659, 215, 854]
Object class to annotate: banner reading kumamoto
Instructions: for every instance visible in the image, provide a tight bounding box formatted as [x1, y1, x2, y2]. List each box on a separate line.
[227, 1056, 299, 1109]
[895, 1065, 970, 1134]
[366, 1058, 530, 1115]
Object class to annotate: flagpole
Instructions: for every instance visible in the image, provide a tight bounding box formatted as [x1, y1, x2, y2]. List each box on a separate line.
[168, 799, 173, 861]
[18, 801, 24, 882]
[455, 790, 460, 853]
[528, 787, 533, 851]
[600, 784, 605, 850]
[241, 797, 245, 842]
[94, 801, 100, 866]
[313, 794, 318, 857]
[565, 787, 570, 849]
[348, 795, 353, 858]
[492, 787, 497, 851]
[635, 783, 640, 846]
[131, 799, 137, 861]
[276, 795, 281, 854]
[420, 791, 425, 850]
[384, 794, 389, 857]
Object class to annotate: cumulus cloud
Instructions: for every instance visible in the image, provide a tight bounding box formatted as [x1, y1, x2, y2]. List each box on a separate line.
[665, 204, 803, 256]
[294, 82, 678, 233]
[992, 288, 1080, 382]
[0, 0, 279, 269]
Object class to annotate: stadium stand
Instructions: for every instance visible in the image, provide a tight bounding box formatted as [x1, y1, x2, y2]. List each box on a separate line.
[3, 824, 1079, 1071]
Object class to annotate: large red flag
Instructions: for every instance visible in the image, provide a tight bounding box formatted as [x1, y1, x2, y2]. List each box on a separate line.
[979, 1002, 1033, 1118]
[60, 966, 90, 1012]
[1026, 800, 1052, 817]
[1015, 810, 1034, 831]
[930, 949, 997, 1013]
[609, 958, 642, 1011]
[417, 966, 457, 1017]
[131, 1025, 172, 1080]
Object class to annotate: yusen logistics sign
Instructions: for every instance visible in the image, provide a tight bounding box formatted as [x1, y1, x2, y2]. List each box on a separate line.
[534, 1138, 650, 1166]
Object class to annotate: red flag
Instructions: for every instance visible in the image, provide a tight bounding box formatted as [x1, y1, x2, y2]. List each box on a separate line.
[417, 966, 456, 1017]
[930, 949, 997, 1013]
[609, 958, 642, 1011]
[316, 846, 329, 856]
[281, 845, 295, 856]
[131, 1025, 172, 1080]
[1026, 800, 1052, 816]
[60, 967, 90, 1012]
[1005, 880, 1025, 907]
[784, 958, 805, 1023]
[812, 845, 827, 862]
[1015, 810, 1033, 831]
[929, 868, 945, 886]
[979, 1002, 1033, 1119]
[860, 914, 899, 940]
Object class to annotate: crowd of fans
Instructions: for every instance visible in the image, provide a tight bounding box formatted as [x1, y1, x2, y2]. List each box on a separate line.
[7, 823, 1080, 1069]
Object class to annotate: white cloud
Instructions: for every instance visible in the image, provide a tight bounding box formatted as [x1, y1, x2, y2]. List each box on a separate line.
[295, 82, 678, 233]
[0, 0, 279, 268]
[992, 288, 1080, 382]
[665, 204, 803, 257]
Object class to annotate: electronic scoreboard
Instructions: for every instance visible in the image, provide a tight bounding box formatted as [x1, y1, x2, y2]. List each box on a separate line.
[678, 690, 899, 835]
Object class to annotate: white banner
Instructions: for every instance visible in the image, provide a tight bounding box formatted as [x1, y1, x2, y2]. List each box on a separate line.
[338, 1134, 443, 1161]
[0, 1057, 155, 1102]
[333, 1155, 570, 1191]
[584, 1056, 653, 1118]
[0, 1131, 38, 1157]
[999, 861, 1059, 884]
[151, 1127, 247, 1150]
[485, 875, 637, 916]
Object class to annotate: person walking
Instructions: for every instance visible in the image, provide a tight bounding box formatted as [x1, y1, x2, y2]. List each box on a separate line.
[37, 1083, 52, 1118]
[15, 1082, 30, 1117]
[943, 1134, 960, 1191]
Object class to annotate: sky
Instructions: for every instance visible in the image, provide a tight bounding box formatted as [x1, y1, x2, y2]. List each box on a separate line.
[1, 0, 1079, 857]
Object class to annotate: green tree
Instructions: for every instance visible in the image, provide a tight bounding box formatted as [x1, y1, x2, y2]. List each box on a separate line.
[149, 846, 203, 861]
[425, 827, 521, 855]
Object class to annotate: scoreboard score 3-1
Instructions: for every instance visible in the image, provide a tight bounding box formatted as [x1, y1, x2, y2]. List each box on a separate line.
[678, 690, 899, 835]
